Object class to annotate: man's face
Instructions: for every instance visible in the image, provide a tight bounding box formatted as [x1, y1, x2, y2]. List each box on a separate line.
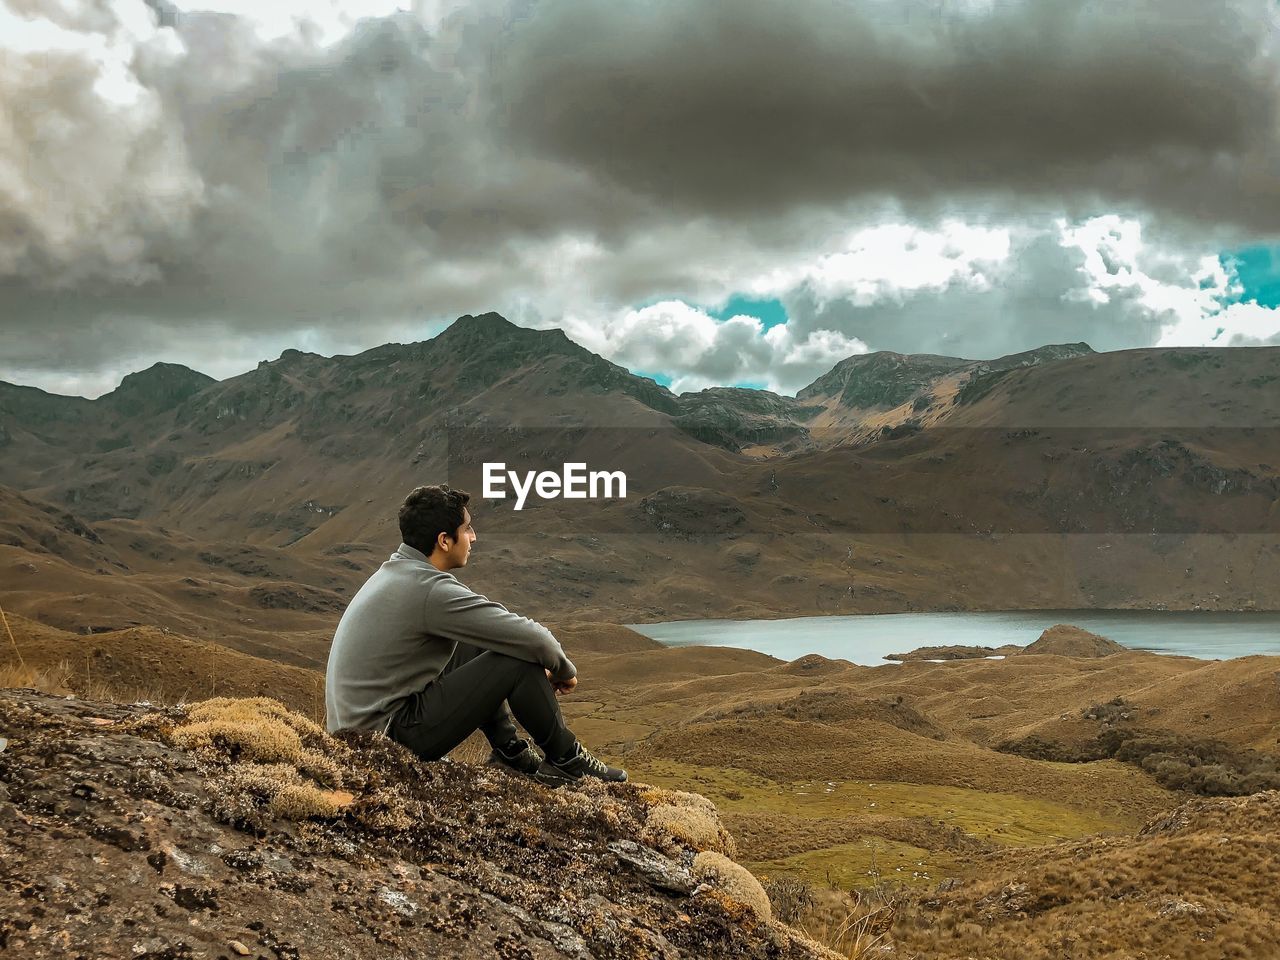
[440, 508, 476, 569]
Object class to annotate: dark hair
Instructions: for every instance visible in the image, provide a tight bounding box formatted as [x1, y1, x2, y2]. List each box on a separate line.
[399, 484, 471, 555]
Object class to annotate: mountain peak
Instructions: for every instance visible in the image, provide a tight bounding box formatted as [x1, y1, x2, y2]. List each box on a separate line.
[420, 312, 680, 414]
[797, 350, 970, 407]
[444, 311, 521, 336]
[984, 342, 1095, 371]
[429, 312, 578, 360]
[102, 363, 216, 417]
[255, 348, 326, 371]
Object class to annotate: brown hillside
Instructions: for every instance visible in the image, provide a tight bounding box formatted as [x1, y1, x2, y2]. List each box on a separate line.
[560, 640, 1280, 901]
[890, 790, 1280, 959]
[886, 643, 1023, 661]
[945, 345, 1280, 427]
[0, 485, 124, 572]
[1018, 623, 1127, 658]
[0, 486, 367, 664]
[7, 608, 1280, 957]
[544, 620, 665, 655]
[0, 611, 324, 717]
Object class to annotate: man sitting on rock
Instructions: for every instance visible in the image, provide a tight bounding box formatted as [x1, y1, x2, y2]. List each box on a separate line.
[325, 483, 626, 786]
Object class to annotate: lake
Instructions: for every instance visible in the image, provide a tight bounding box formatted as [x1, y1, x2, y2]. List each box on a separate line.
[627, 610, 1280, 665]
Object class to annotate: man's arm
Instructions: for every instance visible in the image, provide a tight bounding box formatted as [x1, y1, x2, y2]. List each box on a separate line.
[425, 578, 577, 682]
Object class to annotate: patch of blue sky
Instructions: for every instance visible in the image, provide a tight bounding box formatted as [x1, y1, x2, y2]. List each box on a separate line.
[1223, 245, 1280, 308]
[630, 294, 788, 330]
[710, 295, 788, 330]
[630, 369, 674, 387]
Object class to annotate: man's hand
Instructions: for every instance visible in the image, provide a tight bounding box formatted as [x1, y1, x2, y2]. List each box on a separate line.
[545, 668, 578, 696]
[554, 676, 578, 695]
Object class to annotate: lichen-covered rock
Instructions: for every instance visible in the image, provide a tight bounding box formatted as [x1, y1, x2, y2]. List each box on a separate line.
[608, 840, 694, 894]
[0, 690, 828, 959]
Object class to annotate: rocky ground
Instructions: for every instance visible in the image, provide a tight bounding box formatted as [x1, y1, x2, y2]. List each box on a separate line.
[0, 689, 835, 960]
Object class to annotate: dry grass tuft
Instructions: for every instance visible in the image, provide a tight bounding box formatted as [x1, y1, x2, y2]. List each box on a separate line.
[449, 729, 494, 764]
[637, 784, 719, 811]
[0, 660, 74, 696]
[778, 883, 905, 960]
[1, 601, 26, 671]
[814, 895, 901, 959]
[170, 696, 347, 787]
[0, 613, 212, 706]
[693, 850, 772, 921]
[211, 762, 356, 824]
[169, 697, 369, 830]
[641, 793, 738, 858]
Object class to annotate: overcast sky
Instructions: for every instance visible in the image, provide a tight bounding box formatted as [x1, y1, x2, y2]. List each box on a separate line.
[4, 0, 1280, 398]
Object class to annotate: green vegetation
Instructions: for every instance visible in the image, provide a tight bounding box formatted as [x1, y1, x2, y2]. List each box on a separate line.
[1103, 728, 1280, 795]
[756, 838, 955, 891]
[998, 701, 1280, 797]
[1166, 350, 1223, 370]
[632, 759, 1126, 842]
[955, 367, 1014, 404]
[627, 759, 1130, 890]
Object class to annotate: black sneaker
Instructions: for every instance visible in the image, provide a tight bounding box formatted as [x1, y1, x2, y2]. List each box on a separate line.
[535, 743, 628, 786]
[487, 738, 543, 777]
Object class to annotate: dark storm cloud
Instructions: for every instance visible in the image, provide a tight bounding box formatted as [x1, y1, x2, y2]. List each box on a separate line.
[0, 1, 671, 385]
[490, 0, 1280, 227]
[3, 0, 1280, 395]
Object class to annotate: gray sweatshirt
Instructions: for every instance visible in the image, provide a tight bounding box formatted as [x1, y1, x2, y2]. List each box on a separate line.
[324, 542, 576, 733]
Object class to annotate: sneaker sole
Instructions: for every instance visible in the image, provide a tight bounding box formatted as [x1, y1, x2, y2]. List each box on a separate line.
[534, 764, 628, 786]
[487, 754, 544, 779]
[531, 764, 580, 788]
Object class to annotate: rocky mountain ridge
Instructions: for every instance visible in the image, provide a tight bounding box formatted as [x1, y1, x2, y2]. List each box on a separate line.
[0, 316, 1092, 469]
[3, 313, 1280, 634]
[797, 349, 974, 408]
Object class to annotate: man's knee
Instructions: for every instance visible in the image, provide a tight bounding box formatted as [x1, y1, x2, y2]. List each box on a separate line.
[487, 651, 545, 678]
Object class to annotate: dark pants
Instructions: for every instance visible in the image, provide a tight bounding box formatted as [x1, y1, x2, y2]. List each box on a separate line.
[388, 642, 577, 762]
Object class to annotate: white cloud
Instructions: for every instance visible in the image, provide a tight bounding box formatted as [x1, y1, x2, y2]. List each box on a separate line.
[750, 221, 1011, 307]
[578, 216, 1280, 392]
[1056, 215, 1280, 347]
[552, 300, 867, 396]
[769, 215, 1280, 364]
[1059, 215, 1238, 321]
[1162, 299, 1280, 347]
[186, 0, 410, 46]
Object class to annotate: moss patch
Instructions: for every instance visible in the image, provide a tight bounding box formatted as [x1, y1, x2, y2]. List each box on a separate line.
[629, 759, 1133, 889]
[753, 838, 959, 890]
[633, 760, 1121, 843]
